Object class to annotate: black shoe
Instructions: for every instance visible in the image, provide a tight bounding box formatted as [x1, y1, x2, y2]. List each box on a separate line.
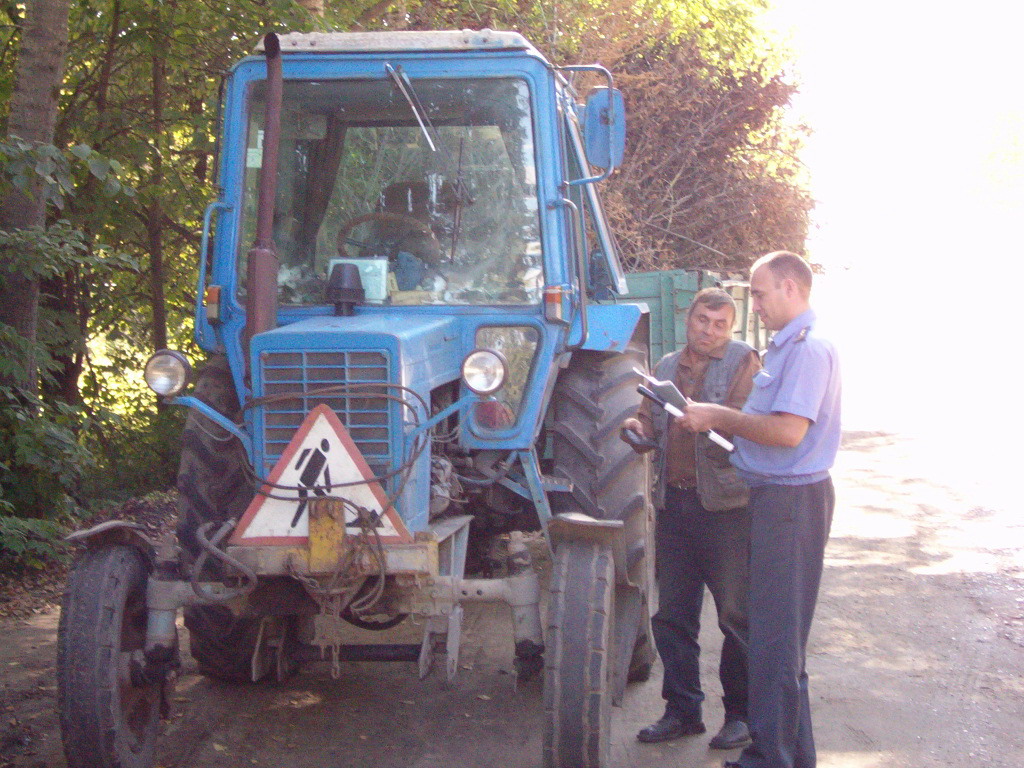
[636, 716, 706, 743]
[709, 719, 751, 750]
[722, 762, 744, 768]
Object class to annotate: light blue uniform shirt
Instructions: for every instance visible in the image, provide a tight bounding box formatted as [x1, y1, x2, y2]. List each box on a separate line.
[732, 309, 841, 486]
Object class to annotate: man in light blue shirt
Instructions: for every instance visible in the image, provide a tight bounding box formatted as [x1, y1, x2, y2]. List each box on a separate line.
[678, 251, 841, 768]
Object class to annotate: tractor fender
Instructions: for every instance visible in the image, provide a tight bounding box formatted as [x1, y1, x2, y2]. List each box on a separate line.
[547, 512, 633, 583]
[576, 302, 649, 352]
[66, 520, 156, 564]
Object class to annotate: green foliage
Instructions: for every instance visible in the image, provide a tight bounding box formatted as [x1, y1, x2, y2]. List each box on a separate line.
[0, 136, 139, 568]
[0, 137, 133, 210]
[78, 405, 185, 507]
[0, 514, 68, 569]
[0, 383, 91, 524]
[0, 219, 136, 281]
[0, 216, 137, 393]
[646, 0, 776, 71]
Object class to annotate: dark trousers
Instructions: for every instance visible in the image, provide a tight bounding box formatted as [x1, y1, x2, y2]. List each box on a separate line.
[737, 477, 835, 768]
[651, 486, 751, 724]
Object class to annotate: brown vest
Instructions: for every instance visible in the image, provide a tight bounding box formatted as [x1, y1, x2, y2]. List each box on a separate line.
[651, 340, 752, 511]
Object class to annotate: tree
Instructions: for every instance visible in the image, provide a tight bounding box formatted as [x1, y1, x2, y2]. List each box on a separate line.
[0, 0, 70, 393]
[545, 0, 811, 271]
[604, 36, 811, 272]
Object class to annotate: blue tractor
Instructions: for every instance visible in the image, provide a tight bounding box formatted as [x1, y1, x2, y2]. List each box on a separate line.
[57, 30, 655, 768]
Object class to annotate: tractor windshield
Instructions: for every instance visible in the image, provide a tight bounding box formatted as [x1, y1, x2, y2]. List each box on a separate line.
[238, 76, 543, 307]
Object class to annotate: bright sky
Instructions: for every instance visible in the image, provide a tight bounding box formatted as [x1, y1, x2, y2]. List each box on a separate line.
[760, 1, 1024, 458]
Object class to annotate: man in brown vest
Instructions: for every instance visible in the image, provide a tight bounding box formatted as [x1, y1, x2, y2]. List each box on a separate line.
[622, 288, 761, 750]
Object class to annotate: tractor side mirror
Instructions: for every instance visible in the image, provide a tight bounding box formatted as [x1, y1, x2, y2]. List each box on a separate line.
[582, 87, 625, 170]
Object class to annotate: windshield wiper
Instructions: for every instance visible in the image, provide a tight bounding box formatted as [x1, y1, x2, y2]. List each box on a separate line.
[383, 63, 472, 261]
[385, 63, 437, 152]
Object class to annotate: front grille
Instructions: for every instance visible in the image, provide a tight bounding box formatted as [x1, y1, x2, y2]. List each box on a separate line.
[258, 350, 393, 476]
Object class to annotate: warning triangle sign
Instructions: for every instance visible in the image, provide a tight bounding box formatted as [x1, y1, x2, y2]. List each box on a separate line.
[230, 404, 411, 545]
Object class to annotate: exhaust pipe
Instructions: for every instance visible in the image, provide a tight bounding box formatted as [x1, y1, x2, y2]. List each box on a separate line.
[244, 32, 283, 348]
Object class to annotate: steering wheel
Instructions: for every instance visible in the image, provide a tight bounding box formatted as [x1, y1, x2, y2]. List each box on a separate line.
[336, 212, 436, 260]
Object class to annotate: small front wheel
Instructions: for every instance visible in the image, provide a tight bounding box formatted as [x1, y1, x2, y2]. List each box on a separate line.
[57, 545, 162, 768]
[543, 541, 614, 768]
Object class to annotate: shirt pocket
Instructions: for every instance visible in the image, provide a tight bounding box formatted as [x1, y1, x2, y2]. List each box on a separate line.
[746, 368, 779, 413]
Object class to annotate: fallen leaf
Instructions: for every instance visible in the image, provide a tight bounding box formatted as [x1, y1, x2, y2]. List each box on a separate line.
[213, 744, 227, 753]
[476, 694, 492, 700]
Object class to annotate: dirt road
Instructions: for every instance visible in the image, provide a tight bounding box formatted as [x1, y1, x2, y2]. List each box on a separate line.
[2, 430, 1022, 768]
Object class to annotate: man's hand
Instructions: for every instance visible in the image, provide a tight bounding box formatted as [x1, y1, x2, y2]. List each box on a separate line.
[621, 417, 643, 435]
[676, 405, 811, 448]
[674, 402, 727, 433]
[620, 417, 655, 453]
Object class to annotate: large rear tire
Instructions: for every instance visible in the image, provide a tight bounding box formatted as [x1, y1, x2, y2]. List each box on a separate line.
[57, 546, 161, 768]
[175, 355, 262, 682]
[543, 541, 614, 768]
[549, 339, 648, 523]
[175, 355, 251, 560]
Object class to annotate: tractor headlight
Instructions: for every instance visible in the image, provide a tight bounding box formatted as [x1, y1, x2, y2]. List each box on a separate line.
[461, 349, 507, 395]
[144, 350, 192, 397]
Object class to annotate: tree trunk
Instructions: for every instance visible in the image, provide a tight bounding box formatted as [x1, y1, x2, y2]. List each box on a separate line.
[41, 0, 120, 406]
[39, 270, 86, 406]
[0, 0, 71, 393]
[147, 48, 168, 354]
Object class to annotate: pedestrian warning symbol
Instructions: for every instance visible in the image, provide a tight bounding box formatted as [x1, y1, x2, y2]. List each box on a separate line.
[230, 404, 411, 545]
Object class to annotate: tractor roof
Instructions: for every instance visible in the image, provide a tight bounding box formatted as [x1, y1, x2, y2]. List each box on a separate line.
[257, 29, 537, 55]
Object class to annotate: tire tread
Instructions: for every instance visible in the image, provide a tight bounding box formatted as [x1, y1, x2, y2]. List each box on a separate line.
[174, 355, 262, 682]
[57, 546, 158, 768]
[543, 541, 614, 768]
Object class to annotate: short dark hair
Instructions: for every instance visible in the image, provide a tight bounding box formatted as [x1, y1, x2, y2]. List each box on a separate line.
[752, 251, 812, 292]
[688, 287, 737, 318]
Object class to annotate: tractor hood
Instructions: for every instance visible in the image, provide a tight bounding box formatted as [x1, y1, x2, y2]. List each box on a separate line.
[249, 313, 463, 396]
[247, 314, 464, 507]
